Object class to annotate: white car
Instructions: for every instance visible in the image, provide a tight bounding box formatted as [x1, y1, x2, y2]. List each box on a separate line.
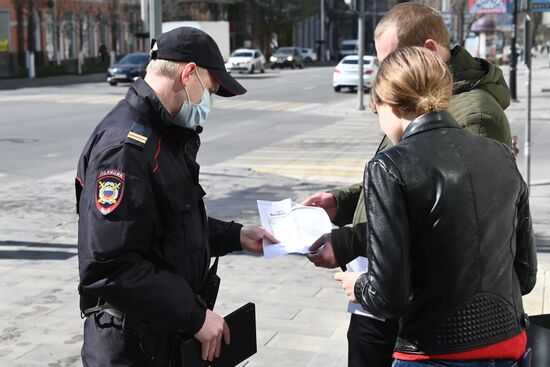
[225, 49, 266, 74]
[333, 55, 379, 92]
[300, 48, 317, 62]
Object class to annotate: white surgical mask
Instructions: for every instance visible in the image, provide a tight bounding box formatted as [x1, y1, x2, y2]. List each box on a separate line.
[173, 68, 213, 128]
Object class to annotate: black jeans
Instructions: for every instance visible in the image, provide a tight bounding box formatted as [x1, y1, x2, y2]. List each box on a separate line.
[347, 314, 399, 367]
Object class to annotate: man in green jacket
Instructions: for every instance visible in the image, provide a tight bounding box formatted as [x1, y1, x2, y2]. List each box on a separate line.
[304, 3, 514, 367]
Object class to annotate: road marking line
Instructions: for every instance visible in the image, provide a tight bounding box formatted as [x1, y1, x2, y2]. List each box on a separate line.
[216, 116, 380, 184]
[269, 102, 306, 111]
[0, 94, 328, 114]
[224, 161, 365, 170]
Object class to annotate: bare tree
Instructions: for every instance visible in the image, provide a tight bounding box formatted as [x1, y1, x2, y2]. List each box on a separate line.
[531, 12, 543, 49]
[13, 0, 25, 68]
[254, 0, 316, 51]
[49, 0, 70, 64]
[451, 0, 468, 45]
[415, 0, 440, 10]
[26, 0, 36, 54]
[107, 0, 121, 61]
[72, 0, 91, 57]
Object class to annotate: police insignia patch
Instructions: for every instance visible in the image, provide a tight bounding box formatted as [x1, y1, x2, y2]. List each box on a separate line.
[96, 169, 125, 215]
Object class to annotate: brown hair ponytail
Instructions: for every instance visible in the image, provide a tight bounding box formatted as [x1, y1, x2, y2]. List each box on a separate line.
[370, 47, 452, 117]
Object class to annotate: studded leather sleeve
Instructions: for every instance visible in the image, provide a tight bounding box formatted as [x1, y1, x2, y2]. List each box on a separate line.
[514, 180, 537, 295]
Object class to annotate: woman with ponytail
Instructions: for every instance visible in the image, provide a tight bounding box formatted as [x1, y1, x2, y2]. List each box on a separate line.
[335, 47, 537, 367]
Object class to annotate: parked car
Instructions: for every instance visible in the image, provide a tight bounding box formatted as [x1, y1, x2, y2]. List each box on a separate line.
[106, 53, 149, 86]
[333, 55, 379, 92]
[300, 48, 317, 62]
[225, 48, 266, 74]
[338, 39, 359, 60]
[269, 47, 304, 69]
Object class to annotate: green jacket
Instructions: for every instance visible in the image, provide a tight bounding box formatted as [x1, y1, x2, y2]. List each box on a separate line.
[329, 45, 513, 269]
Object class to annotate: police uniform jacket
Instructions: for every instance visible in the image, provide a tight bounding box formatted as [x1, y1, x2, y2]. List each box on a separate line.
[354, 111, 537, 355]
[76, 78, 243, 335]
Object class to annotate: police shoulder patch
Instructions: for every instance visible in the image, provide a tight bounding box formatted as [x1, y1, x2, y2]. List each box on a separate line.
[125, 121, 151, 150]
[96, 169, 125, 215]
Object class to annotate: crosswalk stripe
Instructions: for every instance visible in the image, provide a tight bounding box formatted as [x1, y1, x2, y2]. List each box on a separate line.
[227, 156, 366, 163]
[0, 94, 320, 112]
[253, 167, 364, 177]
[0, 94, 121, 105]
[224, 161, 365, 169]
[218, 117, 381, 184]
[269, 102, 307, 111]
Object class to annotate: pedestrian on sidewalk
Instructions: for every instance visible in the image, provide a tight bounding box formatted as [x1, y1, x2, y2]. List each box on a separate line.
[98, 44, 108, 63]
[75, 26, 277, 367]
[303, 3, 516, 367]
[335, 46, 537, 367]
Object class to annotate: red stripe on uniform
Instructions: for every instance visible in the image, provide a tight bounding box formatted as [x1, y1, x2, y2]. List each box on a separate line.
[153, 136, 162, 173]
[75, 176, 84, 187]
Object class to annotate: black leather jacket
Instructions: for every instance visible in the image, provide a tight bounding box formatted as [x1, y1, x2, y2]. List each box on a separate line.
[354, 111, 537, 355]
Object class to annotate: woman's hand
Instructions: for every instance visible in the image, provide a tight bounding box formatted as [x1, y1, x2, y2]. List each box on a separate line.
[334, 271, 363, 303]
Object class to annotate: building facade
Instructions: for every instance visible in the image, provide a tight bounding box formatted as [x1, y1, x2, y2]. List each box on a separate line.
[0, 0, 143, 77]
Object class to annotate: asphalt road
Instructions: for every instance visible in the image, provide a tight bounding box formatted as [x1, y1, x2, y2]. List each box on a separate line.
[0, 66, 359, 185]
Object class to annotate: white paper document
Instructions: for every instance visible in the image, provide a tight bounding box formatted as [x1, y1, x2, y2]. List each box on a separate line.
[345, 256, 385, 321]
[257, 198, 333, 258]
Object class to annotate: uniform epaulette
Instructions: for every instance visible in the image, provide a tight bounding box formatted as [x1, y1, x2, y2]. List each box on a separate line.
[125, 121, 151, 150]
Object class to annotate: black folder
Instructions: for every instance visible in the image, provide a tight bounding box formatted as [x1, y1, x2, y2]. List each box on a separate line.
[180, 302, 257, 367]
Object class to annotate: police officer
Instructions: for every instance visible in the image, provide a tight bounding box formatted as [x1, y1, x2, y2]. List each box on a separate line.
[76, 27, 277, 367]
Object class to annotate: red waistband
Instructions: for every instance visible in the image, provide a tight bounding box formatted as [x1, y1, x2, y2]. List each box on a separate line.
[393, 331, 526, 361]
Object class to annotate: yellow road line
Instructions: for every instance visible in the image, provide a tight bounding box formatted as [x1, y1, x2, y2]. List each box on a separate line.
[253, 167, 363, 177]
[226, 159, 365, 167]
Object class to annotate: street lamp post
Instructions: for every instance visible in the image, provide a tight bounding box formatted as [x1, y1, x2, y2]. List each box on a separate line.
[320, 0, 325, 62]
[510, 0, 518, 101]
[357, 0, 365, 110]
[524, 9, 532, 189]
[149, 0, 162, 40]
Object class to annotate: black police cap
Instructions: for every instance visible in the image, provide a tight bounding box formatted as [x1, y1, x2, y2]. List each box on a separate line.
[150, 27, 246, 97]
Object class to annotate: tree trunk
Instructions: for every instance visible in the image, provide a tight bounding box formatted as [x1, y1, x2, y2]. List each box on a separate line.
[26, 0, 35, 52]
[26, 0, 35, 77]
[14, 0, 25, 68]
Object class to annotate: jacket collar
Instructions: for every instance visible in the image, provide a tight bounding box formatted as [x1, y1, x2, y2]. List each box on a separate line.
[125, 78, 174, 129]
[400, 111, 460, 141]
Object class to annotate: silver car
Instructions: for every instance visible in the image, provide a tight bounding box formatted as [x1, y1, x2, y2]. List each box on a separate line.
[225, 49, 266, 74]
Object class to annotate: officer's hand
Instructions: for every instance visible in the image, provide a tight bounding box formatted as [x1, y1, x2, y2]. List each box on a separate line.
[240, 226, 279, 253]
[194, 309, 230, 361]
[334, 271, 363, 303]
[306, 233, 338, 269]
[301, 192, 338, 220]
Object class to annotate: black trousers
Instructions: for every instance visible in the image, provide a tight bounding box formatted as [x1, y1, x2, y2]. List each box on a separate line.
[347, 314, 399, 367]
[82, 311, 178, 367]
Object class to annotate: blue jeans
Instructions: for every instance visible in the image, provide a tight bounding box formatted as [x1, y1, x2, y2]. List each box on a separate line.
[392, 359, 518, 367]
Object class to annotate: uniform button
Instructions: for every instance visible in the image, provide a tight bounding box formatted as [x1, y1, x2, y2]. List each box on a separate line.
[184, 204, 191, 210]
